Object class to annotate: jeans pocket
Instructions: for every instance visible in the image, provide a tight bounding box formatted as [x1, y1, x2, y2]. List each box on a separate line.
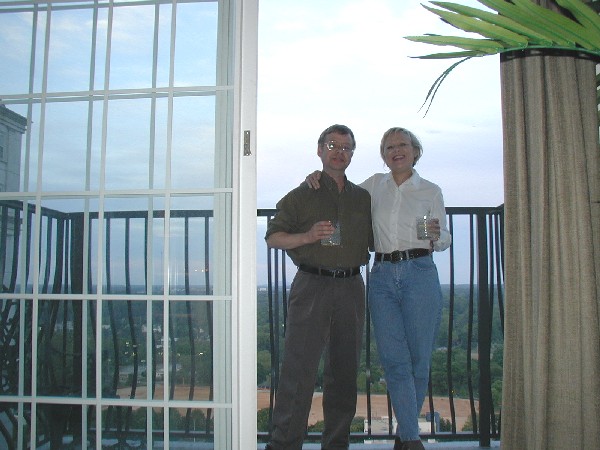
[412, 255, 435, 272]
[370, 261, 382, 274]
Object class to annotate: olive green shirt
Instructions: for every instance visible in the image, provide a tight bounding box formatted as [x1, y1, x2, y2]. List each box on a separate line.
[266, 172, 373, 269]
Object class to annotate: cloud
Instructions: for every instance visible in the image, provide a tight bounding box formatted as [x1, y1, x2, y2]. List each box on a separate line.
[257, 0, 504, 208]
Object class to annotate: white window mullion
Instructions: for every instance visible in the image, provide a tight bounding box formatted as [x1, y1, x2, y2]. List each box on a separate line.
[30, 2, 54, 447]
[16, 0, 41, 446]
[233, 0, 258, 447]
[146, 4, 160, 445]
[161, 1, 178, 446]
[80, 1, 101, 445]
[95, 1, 115, 447]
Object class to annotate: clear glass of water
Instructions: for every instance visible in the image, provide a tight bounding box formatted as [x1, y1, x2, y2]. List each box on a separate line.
[321, 221, 341, 246]
[416, 215, 439, 240]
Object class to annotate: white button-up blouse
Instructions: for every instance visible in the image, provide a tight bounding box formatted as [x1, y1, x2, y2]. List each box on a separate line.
[360, 170, 452, 254]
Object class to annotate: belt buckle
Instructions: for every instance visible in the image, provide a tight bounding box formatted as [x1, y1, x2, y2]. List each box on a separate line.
[332, 269, 345, 278]
[390, 250, 401, 263]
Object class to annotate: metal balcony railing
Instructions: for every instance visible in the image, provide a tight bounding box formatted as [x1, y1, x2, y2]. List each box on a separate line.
[258, 207, 504, 447]
[0, 201, 503, 449]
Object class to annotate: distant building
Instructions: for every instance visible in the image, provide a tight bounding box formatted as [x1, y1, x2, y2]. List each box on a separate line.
[0, 104, 26, 290]
[0, 104, 26, 193]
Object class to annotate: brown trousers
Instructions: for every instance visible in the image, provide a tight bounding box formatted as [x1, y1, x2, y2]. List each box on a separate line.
[268, 270, 365, 450]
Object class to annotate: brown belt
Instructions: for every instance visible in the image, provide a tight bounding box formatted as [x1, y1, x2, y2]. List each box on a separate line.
[374, 248, 431, 263]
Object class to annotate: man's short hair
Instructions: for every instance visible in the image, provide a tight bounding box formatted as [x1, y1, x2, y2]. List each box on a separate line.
[317, 124, 356, 150]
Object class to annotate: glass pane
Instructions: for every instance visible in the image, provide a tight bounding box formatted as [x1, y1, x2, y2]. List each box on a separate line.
[32, 11, 47, 94]
[41, 103, 91, 191]
[0, 12, 34, 95]
[0, 402, 30, 448]
[0, 103, 28, 192]
[1, 1, 237, 449]
[46, 9, 94, 93]
[86, 299, 97, 399]
[0, 300, 32, 396]
[109, 4, 157, 90]
[168, 196, 214, 295]
[101, 299, 148, 399]
[174, 2, 218, 87]
[152, 300, 166, 399]
[152, 407, 166, 444]
[101, 404, 147, 447]
[104, 99, 152, 190]
[37, 299, 84, 397]
[171, 96, 218, 189]
[0, 200, 25, 291]
[168, 301, 214, 401]
[39, 198, 95, 294]
[23, 104, 42, 192]
[169, 407, 216, 446]
[89, 197, 165, 295]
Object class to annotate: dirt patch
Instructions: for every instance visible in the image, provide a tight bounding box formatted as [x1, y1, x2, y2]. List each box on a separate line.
[258, 390, 475, 431]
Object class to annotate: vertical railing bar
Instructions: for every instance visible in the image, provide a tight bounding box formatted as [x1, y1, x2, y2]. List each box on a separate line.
[41, 218, 52, 293]
[104, 217, 122, 442]
[386, 394, 393, 434]
[494, 212, 505, 334]
[63, 218, 70, 295]
[52, 219, 64, 294]
[477, 212, 491, 447]
[466, 214, 477, 436]
[0, 206, 14, 413]
[124, 218, 139, 435]
[487, 214, 498, 437]
[87, 216, 93, 294]
[265, 229, 276, 432]
[9, 208, 21, 293]
[105, 218, 111, 293]
[446, 213, 457, 434]
[364, 261, 372, 438]
[0, 205, 8, 287]
[203, 214, 214, 435]
[183, 216, 197, 432]
[281, 252, 287, 328]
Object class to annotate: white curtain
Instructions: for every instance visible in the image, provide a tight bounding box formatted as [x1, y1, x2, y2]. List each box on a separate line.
[499, 39, 600, 450]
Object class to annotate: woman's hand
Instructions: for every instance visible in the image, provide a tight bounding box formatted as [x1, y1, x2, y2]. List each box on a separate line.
[428, 218, 441, 241]
[305, 170, 322, 189]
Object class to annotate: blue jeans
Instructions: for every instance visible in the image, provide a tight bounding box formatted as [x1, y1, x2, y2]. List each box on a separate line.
[368, 256, 442, 441]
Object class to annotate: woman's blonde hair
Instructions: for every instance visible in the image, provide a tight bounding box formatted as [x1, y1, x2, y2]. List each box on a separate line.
[379, 127, 423, 167]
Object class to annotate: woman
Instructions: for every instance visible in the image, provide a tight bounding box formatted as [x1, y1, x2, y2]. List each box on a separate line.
[307, 127, 451, 450]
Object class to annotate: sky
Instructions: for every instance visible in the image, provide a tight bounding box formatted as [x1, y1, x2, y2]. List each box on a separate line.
[256, 0, 504, 210]
[0, 0, 504, 287]
[255, 0, 505, 285]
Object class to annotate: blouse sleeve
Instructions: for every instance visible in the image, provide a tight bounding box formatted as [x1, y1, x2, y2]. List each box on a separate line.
[432, 189, 452, 252]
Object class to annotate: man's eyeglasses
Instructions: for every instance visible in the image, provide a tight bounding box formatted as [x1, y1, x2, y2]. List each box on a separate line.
[324, 141, 354, 154]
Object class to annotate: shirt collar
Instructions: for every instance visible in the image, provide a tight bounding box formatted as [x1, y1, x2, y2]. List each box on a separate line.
[384, 169, 421, 187]
[321, 171, 349, 192]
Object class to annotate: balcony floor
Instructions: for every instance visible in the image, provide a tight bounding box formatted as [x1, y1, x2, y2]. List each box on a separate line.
[256, 440, 502, 449]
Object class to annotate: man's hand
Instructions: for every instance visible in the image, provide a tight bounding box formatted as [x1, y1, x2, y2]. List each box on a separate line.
[307, 220, 334, 243]
[267, 220, 334, 250]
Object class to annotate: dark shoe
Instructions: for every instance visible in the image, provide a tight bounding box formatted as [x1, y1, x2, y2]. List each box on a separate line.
[401, 440, 425, 450]
[264, 444, 274, 450]
[393, 436, 403, 450]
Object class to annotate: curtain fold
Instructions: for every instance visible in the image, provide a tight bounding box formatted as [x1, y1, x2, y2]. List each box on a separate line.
[500, 46, 600, 449]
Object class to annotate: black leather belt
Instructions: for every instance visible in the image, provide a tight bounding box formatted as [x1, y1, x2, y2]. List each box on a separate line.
[375, 248, 430, 263]
[299, 264, 360, 278]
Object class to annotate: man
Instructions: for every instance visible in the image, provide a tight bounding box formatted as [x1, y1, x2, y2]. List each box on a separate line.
[265, 124, 373, 450]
